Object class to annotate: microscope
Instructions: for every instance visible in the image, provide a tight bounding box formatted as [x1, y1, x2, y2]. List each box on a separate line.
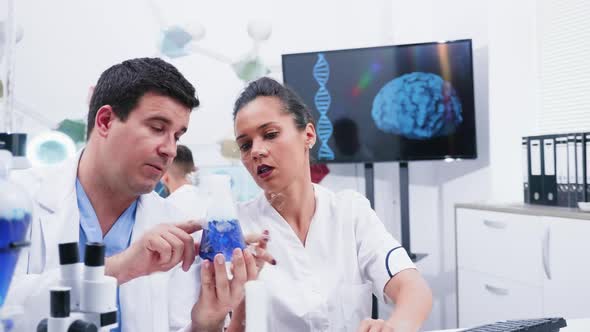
[36, 242, 119, 332]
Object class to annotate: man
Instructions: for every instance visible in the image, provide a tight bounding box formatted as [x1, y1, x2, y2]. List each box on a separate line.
[8, 58, 266, 331]
[162, 144, 206, 221]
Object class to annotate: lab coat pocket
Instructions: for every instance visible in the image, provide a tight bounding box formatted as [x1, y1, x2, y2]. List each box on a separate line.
[336, 283, 372, 331]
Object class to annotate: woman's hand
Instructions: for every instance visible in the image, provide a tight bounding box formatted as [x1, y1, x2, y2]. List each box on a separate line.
[190, 230, 276, 332]
[357, 319, 417, 332]
[190, 249, 258, 332]
[357, 319, 396, 332]
[244, 229, 276, 271]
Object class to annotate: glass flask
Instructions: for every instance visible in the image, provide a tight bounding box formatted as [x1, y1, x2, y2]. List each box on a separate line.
[198, 174, 246, 263]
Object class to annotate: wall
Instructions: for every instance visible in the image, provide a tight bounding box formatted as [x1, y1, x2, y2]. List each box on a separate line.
[11, 0, 539, 329]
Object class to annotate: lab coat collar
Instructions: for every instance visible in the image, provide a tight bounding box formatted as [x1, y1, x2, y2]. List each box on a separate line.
[35, 148, 162, 220]
[35, 150, 82, 213]
[34, 149, 163, 269]
[257, 183, 322, 220]
[132, 191, 168, 242]
[254, 184, 324, 248]
[34, 151, 83, 270]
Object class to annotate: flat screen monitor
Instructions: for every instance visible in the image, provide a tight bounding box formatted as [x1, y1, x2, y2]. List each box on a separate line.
[282, 39, 477, 163]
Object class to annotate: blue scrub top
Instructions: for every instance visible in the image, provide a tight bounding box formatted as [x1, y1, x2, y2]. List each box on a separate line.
[76, 179, 137, 332]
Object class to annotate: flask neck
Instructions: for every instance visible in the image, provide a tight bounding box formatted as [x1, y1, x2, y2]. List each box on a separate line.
[206, 188, 238, 221]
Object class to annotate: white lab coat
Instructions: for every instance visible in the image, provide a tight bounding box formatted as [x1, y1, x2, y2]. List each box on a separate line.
[164, 183, 209, 325]
[238, 184, 416, 332]
[7, 154, 197, 331]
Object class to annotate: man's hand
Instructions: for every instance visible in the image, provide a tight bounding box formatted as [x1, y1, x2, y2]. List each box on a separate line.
[190, 249, 258, 332]
[106, 220, 201, 284]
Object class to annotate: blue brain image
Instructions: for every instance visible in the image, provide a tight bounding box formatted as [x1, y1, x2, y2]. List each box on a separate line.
[371, 72, 463, 139]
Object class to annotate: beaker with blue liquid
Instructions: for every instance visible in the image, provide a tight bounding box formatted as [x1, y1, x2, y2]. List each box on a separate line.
[0, 151, 32, 330]
[199, 175, 246, 266]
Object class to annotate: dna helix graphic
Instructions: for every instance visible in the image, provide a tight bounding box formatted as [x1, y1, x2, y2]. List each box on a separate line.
[313, 53, 334, 160]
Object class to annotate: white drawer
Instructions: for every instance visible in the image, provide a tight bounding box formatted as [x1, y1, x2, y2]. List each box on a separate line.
[456, 208, 546, 285]
[458, 268, 543, 328]
[542, 217, 590, 318]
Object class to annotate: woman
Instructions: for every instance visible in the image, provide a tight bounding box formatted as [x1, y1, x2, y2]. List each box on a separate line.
[233, 77, 433, 332]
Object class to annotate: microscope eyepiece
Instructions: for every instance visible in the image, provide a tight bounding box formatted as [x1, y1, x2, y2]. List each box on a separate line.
[0, 133, 27, 157]
[84, 242, 105, 267]
[59, 242, 80, 265]
[50, 287, 71, 318]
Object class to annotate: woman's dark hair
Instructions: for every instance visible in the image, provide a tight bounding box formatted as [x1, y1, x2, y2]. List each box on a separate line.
[233, 77, 314, 130]
[87, 57, 199, 139]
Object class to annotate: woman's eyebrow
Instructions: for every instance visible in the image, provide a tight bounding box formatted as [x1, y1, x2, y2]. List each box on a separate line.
[236, 122, 279, 141]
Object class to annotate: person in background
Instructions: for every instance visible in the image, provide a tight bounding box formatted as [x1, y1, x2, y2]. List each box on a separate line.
[8, 57, 270, 332]
[232, 77, 433, 332]
[154, 180, 170, 198]
[162, 144, 207, 221]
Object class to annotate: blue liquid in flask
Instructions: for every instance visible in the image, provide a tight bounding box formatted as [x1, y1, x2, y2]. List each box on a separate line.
[199, 219, 246, 262]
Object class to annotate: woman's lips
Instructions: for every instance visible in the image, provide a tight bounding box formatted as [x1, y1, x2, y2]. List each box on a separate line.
[257, 165, 274, 179]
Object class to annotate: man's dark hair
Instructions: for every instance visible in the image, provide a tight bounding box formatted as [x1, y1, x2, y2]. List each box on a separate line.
[87, 57, 199, 139]
[233, 77, 314, 130]
[172, 144, 196, 176]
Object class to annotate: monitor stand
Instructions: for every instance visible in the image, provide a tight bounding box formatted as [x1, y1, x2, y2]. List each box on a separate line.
[397, 162, 428, 262]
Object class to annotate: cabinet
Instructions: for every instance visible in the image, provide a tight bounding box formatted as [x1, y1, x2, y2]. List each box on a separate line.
[456, 204, 590, 327]
[542, 217, 590, 318]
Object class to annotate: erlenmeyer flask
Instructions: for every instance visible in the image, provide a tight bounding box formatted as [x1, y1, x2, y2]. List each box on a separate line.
[198, 174, 246, 263]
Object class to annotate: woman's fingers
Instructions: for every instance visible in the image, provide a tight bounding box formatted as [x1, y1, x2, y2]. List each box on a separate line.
[243, 249, 258, 280]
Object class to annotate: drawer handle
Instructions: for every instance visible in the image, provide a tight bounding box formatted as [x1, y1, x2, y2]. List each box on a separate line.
[542, 228, 552, 280]
[484, 284, 509, 296]
[483, 219, 507, 229]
